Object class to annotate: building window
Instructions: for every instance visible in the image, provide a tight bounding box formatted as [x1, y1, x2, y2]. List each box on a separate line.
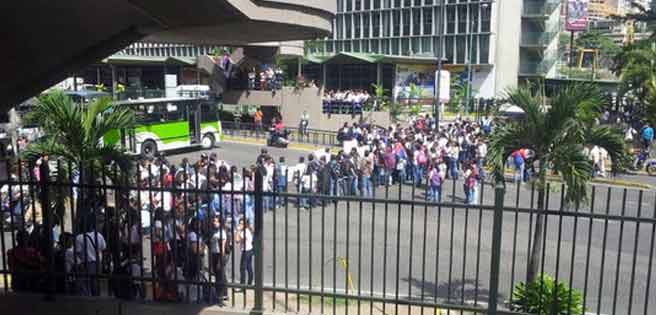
[457, 5, 467, 34]
[345, 14, 353, 39]
[414, 0, 421, 6]
[470, 35, 478, 64]
[338, 0, 344, 12]
[481, 3, 491, 33]
[363, 13, 370, 38]
[470, 3, 479, 33]
[354, 40, 361, 52]
[402, 9, 411, 36]
[402, 38, 410, 55]
[421, 36, 432, 53]
[446, 6, 456, 34]
[373, 0, 380, 9]
[392, 38, 400, 55]
[425, 0, 433, 4]
[383, 11, 391, 36]
[336, 41, 343, 52]
[372, 39, 379, 53]
[355, 0, 361, 11]
[456, 35, 466, 64]
[445, 36, 454, 62]
[404, 0, 411, 7]
[412, 8, 421, 36]
[344, 41, 352, 52]
[479, 34, 489, 63]
[382, 39, 390, 54]
[373, 12, 381, 37]
[411, 37, 420, 54]
[347, 0, 353, 11]
[336, 16, 343, 39]
[393, 11, 401, 36]
[365, 0, 370, 10]
[423, 8, 433, 35]
[394, 0, 401, 8]
[354, 14, 361, 38]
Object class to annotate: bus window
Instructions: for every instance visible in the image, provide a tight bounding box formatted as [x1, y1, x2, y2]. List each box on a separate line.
[200, 103, 218, 122]
[166, 102, 185, 121]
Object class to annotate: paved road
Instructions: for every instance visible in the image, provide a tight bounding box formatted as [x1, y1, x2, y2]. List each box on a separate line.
[1, 141, 656, 315]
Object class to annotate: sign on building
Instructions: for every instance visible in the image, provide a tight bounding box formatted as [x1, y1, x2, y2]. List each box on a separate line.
[435, 70, 450, 103]
[565, 0, 589, 31]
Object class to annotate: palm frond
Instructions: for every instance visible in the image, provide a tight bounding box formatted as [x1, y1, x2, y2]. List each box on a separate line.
[487, 122, 535, 182]
[551, 143, 593, 203]
[584, 125, 628, 173]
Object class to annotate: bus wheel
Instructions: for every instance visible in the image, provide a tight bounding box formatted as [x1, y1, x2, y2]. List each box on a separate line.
[201, 133, 215, 149]
[141, 140, 158, 158]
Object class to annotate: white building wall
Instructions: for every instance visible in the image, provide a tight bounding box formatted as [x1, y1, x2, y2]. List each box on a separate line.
[491, 0, 522, 97]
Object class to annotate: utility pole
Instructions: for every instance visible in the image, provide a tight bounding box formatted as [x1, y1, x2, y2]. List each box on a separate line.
[434, 0, 445, 129]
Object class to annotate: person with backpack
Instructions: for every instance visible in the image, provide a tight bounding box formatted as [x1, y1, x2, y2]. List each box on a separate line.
[74, 219, 107, 296]
[512, 149, 526, 183]
[427, 161, 444, 202]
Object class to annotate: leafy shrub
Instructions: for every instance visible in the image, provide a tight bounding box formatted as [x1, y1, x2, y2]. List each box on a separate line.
[511, 274, 584, 315]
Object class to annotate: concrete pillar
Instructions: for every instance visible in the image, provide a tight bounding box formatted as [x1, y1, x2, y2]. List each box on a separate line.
[111, 65, 117, 100]
[322, 64, 327, 88]
[96, 67, 101, 85]
[376, 62, 382, 86]
[297, 56, 303, 76]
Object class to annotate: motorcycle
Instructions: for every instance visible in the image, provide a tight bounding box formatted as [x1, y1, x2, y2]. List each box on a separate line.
[267, 128, 289, 148]
[632, 150, 656, 176]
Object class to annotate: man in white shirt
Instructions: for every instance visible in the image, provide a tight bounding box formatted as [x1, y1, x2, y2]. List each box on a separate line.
[75, 228, 107, 296]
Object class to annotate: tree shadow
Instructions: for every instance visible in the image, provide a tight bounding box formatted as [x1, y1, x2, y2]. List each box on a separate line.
[402, 277, 505, 305]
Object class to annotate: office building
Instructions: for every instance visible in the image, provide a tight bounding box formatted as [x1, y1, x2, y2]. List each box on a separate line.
[306, 0, 561, 99]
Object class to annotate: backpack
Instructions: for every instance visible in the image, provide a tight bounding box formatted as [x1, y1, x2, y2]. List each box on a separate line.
[430, 170, 442, 187]
[513, 152, 524, 166]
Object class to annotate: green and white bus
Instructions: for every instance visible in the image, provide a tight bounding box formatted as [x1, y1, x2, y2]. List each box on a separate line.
[105, 97, 223, 157]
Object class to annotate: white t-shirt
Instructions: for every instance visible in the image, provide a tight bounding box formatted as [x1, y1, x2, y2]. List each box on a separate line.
[210, 229, 228, 254]
[75, 231, 107, 264]
[238, 228, 253, 251]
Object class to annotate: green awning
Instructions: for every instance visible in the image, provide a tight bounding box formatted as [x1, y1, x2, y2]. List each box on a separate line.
[102, 55, 197, 66]
[305, 52, 444, 65]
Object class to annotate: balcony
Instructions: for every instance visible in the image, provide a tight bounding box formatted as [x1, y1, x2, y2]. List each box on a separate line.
[116, 88, 165, 100]
[520, 31, 558, 48]
[522, 0, 560, 18]
[519, 58, 557, 76]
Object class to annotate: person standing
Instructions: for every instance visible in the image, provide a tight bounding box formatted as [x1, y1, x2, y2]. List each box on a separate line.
[641, 123, 654, 150]
[359, 151, 374, 197]
[254, 108, 264, 134]
[210, 216, 229, 304]
[427, 161, 444, 202]
[235, 217, 254, 291]
[75, 221, 107, 296]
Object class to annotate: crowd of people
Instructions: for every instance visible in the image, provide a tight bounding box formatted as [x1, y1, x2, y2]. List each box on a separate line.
[322, 90, 371, 114]
[246, 66, 284, 91]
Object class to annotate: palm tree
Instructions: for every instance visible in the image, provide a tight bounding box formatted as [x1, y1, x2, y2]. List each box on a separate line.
[614, 42, 656, 123]
[23, 90, 135, 230]
[487, 84, 626, 283]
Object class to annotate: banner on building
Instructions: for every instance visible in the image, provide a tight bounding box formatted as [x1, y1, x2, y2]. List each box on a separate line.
[394, 64, 436, 104]
[565, 0, 589, 31]
[435, 70, 451, 103]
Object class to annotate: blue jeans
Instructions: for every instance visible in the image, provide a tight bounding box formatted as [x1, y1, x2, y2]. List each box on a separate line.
[448, 158, 458, 179]
[413, 165, 424, 186]
[348, 176, 358, 196]
[514, 163, 525, 183]
[376, 169, 386, 186]
[240, 249, 254, 285]
[244, 195, 254, 225]
[477, 158, 486, 179]
[361, 176, 372, 198]
[77, 261, 99, 296]
[396, 170, 406, 184]
[428, 186, 441, 202]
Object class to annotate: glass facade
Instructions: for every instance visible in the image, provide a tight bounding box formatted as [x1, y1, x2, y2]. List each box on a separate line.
[315, 0, 493, 65]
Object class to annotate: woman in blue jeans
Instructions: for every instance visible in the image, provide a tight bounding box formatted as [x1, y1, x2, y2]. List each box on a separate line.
[235, 217, 254, 290]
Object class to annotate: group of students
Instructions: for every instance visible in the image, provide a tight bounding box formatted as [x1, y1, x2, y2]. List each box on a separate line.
[287, 114, 491, 205]
[6, 152, 261, 305]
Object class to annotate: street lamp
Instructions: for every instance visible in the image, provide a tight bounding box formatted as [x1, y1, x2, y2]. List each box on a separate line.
[465, 3, 489, 117]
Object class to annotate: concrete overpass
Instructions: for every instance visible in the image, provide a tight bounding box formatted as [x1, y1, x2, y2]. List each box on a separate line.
[0, 0, 334, 111]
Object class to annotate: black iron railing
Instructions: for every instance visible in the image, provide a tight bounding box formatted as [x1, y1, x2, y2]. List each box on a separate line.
[220, 121, 339, 147]
[0, 160, 655, 315]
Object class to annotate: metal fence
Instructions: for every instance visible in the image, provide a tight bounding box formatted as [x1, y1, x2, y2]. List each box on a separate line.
[220, 120, 340, 147]
[0, 160, 655, 315]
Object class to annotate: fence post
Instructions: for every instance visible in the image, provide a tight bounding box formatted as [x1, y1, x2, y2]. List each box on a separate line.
[487, 180, 505, 315]
[252, 168, 264, 315]
[40, 162, 55, 299]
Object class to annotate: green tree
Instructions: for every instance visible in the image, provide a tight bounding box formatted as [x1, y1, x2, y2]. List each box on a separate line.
[23, 91, 135, 229]
[575, 30, 622, 67]
[487, 84, 625, 284]
[614, 42, 656, 124]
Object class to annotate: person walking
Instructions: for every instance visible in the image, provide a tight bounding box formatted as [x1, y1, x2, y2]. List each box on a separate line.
[427, 161, 444, 202]
[641, 123, 654, 151]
